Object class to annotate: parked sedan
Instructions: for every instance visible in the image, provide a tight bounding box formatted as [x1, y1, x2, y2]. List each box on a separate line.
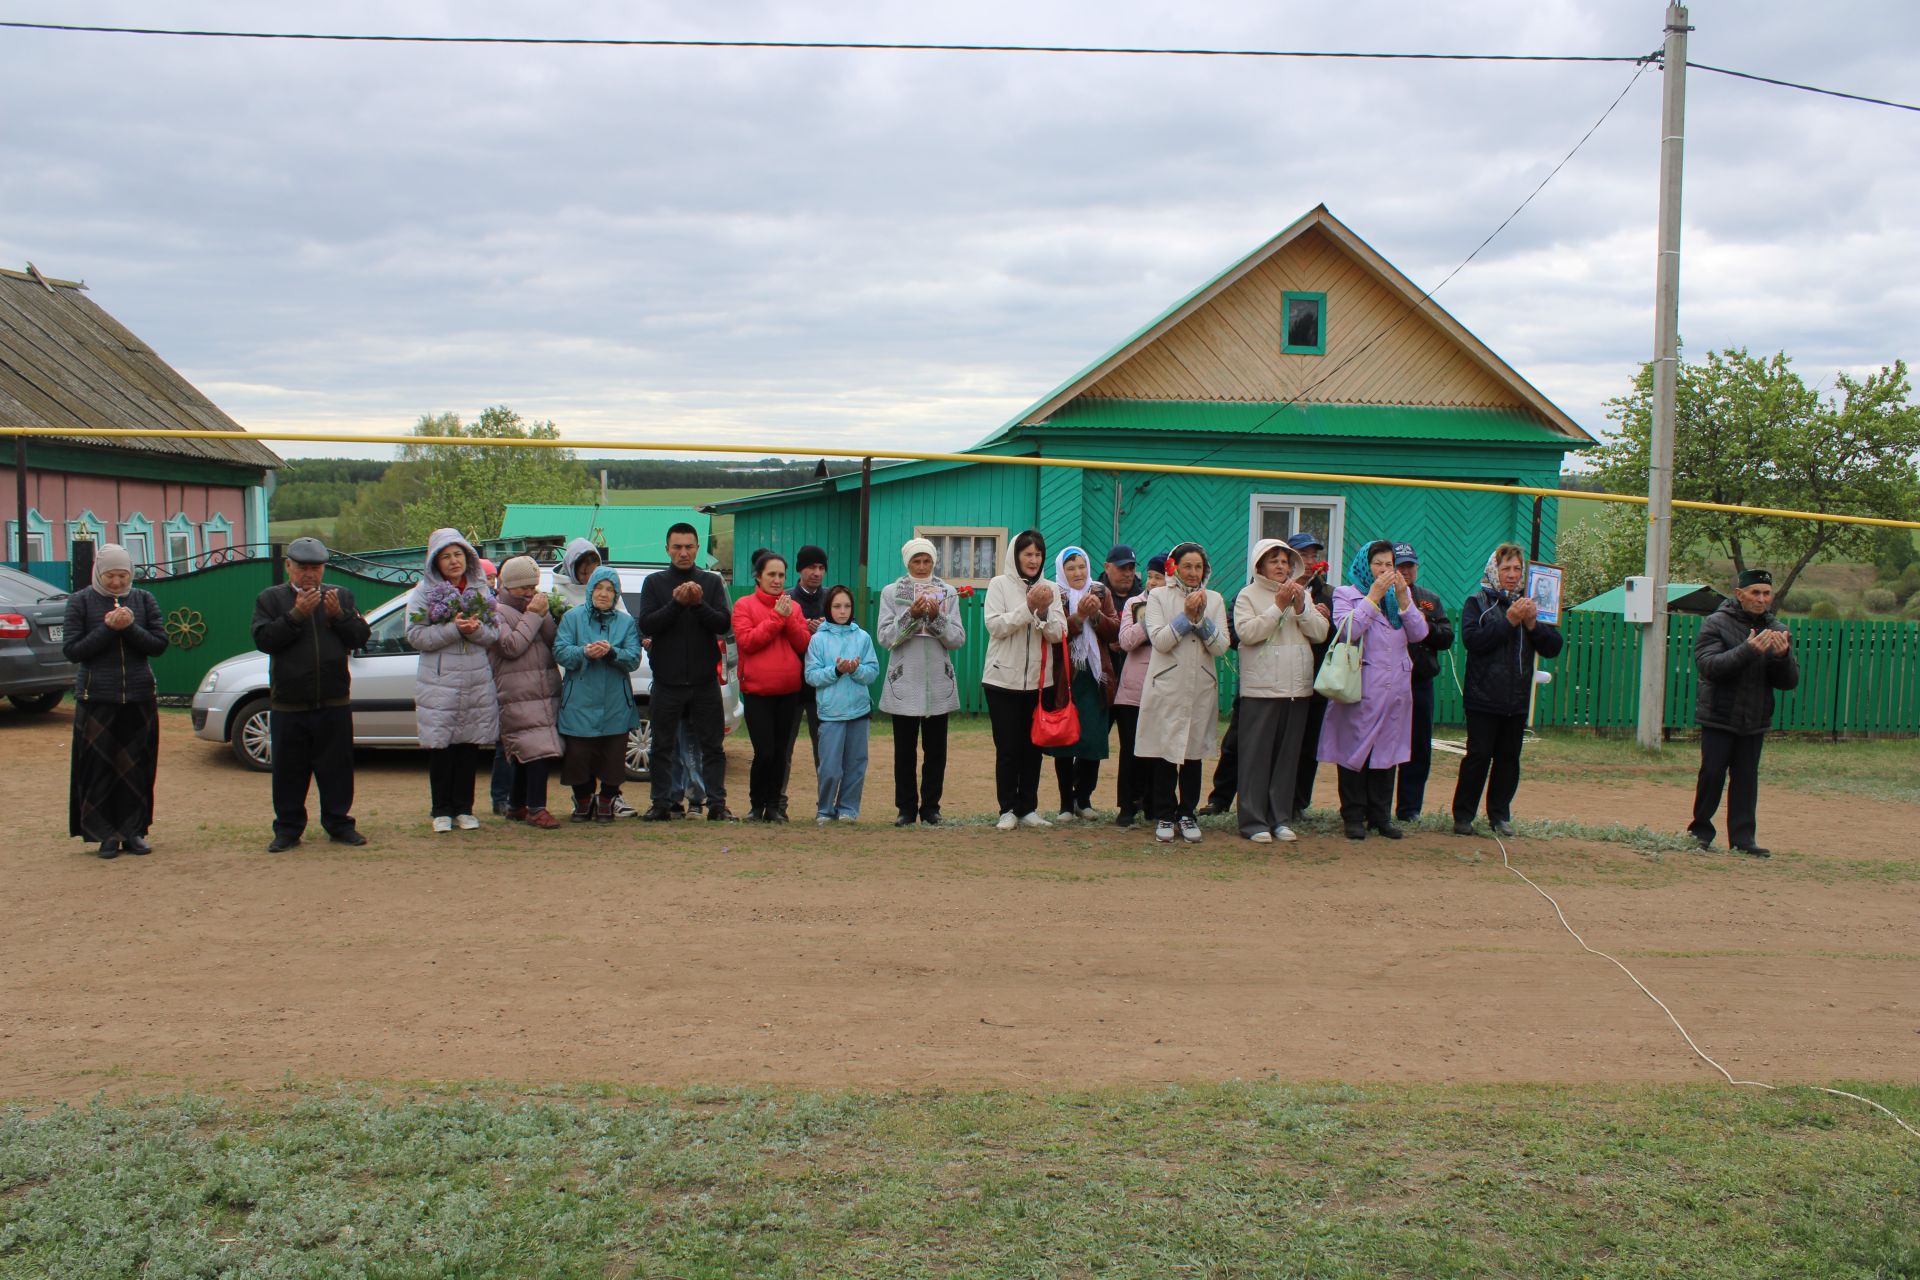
[0, 564, 73, 713]
[192, 565, 702, 778]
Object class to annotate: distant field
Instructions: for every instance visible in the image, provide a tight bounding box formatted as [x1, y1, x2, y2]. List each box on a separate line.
[266, 517, 337, 541]
[600, 487, 775, 507]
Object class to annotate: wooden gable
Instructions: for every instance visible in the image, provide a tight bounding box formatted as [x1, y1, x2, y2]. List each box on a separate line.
[1077, 224, 1523, 409]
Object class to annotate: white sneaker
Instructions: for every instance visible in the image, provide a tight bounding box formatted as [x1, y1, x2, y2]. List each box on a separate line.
[996, 811, 1019, 831]
[1155, 819, 1176, 843]
[431, 816, 453, 834]
[816, 815, 833, 826]
[1179, 816, 1202, 843]
[611, 796, 640, 819]
[1273, 825, 1298, 843]
[1074, 805, 1099, 820]
[1019, 812, 1053, 828]
[454, 813, 480, 830]
[1055, 809, 1077, 823]
[1248, 830, 1274, 844]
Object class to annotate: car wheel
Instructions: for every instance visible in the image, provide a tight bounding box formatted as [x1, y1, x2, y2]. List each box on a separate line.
[8, 690, 64, 713]
[231, 696, 273, 771]
[625, 707, 652, 781]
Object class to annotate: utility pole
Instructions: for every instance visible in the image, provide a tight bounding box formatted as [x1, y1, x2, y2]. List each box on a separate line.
[1638, 3, 1690, 752]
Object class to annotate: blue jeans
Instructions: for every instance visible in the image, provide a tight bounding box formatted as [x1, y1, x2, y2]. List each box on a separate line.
[668, 720, 706, 807]
[815, 716, 871, 819]
[489, 739, 512, 808]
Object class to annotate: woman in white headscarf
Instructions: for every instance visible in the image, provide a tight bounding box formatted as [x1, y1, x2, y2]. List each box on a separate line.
[876, 537, 965, 825]
[62, 545, 169, 858]
[1043, 545, 1118, 820]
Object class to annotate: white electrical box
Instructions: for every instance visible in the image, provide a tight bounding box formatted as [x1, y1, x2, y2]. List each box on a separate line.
[1622, 575, 1653, 624]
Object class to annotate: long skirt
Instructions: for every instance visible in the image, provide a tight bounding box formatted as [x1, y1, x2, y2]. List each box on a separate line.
[70, 699, 159, 840]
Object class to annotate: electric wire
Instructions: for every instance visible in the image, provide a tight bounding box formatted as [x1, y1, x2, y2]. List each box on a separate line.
[1688, 60, 1920, 113]
[1490, 830, 1920, 1141]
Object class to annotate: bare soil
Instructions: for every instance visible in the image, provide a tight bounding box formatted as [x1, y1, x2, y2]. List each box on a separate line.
[3, 707, 1915, 1102]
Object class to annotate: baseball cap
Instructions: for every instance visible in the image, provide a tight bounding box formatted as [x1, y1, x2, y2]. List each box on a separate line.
[1285, 532, 1324, 553]
[1105, 543, 1137, 567]
[1393, 542, 1418, 565]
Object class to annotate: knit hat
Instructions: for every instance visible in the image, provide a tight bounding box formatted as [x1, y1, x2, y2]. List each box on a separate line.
[498, 555, 540, 590]
[92, 543, 133, 593]
[796, 544, 828, 572]
[479, 558, 498, 579]
[902, 536, 936, 570]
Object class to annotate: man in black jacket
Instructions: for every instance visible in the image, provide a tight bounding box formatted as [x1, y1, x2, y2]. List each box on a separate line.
[638, 522, 735, 820]
[1689, 569, 1799, 857]
[250, 537, 371, 853]
[1393, 543, 1455, 822]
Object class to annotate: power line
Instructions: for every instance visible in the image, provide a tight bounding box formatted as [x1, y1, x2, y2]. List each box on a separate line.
[0, 20, 1650, 64]
[1687, 60, 1920, 113]
[1182, 57, 1655, 470]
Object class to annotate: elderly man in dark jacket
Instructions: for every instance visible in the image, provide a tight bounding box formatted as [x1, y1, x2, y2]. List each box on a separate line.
[1451, 542, 1562, 837]
[1393, 542, 1455, 822]
[1689, 569, 1798, 857]
[251, 537, 371, 853]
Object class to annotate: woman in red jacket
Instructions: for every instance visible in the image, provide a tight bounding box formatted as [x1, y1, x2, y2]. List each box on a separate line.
[732, 551, 814, 821]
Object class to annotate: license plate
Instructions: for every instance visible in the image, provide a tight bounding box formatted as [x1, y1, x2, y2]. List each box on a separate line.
[46, 624, 63, 642]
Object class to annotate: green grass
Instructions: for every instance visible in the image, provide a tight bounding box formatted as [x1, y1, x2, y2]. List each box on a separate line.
[1520, 728, 1920, 805]
[4, 1082, 1916, 1278]
[266, 517, 338, 541]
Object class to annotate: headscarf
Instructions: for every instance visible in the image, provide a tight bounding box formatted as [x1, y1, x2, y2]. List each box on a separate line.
[92, 543, 133, 596]
[901, 537, 936, 575]
[586, 565, 623, 616]
[1163, 542, 1210, 597]
[1009, 529, 1046, 587]
[1053, 546, 1102, 673]
[1479, 543, 1527, 601]
[1347, 540, 1402, 629]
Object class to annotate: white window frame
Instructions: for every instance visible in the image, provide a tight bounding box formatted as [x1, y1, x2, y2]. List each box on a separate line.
[1247, 493, 1346, 585]
[913, 524, 1006, 588]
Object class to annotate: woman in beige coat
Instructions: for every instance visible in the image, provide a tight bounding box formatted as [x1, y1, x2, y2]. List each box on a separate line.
[1232, 538, 1331, 843]
[982, 529, 1068, 830]
[1135, 541, 1231, 844]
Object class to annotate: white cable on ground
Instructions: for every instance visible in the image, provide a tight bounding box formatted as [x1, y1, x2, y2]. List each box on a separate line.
[1489, 831, 1920, 1141]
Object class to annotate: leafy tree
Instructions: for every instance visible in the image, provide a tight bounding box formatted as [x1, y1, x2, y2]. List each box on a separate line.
[1599, 348, 1919, 603]
[332, 462, 427, 551]
[398, 407, 592, 547]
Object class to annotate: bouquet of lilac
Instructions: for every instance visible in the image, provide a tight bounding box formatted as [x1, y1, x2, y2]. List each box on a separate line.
[409, 580, 496, 628]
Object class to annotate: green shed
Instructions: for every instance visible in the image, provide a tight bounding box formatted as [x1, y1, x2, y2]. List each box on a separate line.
[497, 503, 715, 567]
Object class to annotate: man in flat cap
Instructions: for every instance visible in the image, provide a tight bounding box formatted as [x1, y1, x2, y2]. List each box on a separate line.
[250, 537, 371, 852]
[1689, 568, 1798, 857]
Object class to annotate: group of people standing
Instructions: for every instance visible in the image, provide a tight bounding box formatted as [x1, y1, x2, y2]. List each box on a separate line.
[61, 525, 1797, 861]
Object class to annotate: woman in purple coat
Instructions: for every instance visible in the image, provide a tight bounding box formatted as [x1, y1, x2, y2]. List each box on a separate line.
[1317, 539, 1428, 841]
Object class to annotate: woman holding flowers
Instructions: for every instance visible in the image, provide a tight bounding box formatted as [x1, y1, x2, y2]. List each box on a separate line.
[876, 537, 965, 826]
[489, 556, 564, 829]
[406, 529, 500, 833]
[804, 585, 880, 822]
[554, 565, 643, 822]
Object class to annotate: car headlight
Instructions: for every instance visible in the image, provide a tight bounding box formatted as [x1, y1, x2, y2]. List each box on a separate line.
[201, 669, 219, 693]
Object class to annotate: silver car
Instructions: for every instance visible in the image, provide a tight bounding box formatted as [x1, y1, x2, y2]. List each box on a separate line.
[193, 565, 669, 777]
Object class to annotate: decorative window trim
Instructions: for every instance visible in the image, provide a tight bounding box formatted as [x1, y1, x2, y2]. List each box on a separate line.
[117, 512, 154, 565]
[1281, 290, 1328, 356]
[5, 507, 53, 560]
[200, 512, 234, 556]
[1247, 493, 1346, 586]
[162, 512, 197, 567]
[67, 509, 107, 552]
[913, 524, 1006, 588]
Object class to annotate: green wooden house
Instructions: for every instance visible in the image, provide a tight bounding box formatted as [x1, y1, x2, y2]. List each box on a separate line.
[711, 206, 1593, 712]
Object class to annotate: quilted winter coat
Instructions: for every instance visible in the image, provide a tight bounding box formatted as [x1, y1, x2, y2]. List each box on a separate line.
[489, 592, 563, 763]
[405, 528, 500, 749]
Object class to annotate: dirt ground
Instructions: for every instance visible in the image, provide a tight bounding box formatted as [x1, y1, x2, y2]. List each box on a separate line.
[4, 706, 1916, 1102]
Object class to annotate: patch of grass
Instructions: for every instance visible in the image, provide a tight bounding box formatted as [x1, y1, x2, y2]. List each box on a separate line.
[3, 1082, 1917, 1278]
[266, 517, 337, 541]
[1521, 730, 1920, 805]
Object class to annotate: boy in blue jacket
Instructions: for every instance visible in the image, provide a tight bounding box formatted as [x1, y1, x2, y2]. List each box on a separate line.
[804, 586, 880, 822]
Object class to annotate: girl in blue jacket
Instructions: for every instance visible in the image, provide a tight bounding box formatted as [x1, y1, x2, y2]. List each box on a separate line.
[804, 585, 880, 822]
[554, 566, 642, 822]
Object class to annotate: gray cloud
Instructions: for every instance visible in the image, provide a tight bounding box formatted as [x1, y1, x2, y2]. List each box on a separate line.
[2, 0, 1915, 462]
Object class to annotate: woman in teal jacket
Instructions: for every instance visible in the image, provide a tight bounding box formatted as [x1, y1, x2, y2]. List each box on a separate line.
[554, 566, 642, 822]
[803, 585, 880, 823]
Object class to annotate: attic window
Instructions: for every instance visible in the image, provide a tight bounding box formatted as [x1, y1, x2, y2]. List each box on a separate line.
[1281, 291, 1327, 356]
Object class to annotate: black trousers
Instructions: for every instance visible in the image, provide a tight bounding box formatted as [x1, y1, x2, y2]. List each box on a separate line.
[1337, 765, 1396, 826]
[1152, 758, 1203, 820]
[509, 757, 553, 812]
[1208, 698, 1241, 808]
[984, 684, 1043, 817]
[1055, 757, 1100, 811]
[270, 705, 356, 838]
[742, 690, 803, 815]
[649, 680, 727, 811]
[1294, 694, 1329, 815]
[778, 684, 821, 814]
[1690, 727, 1766, 848]
[427, 742, 480, 819]
[1111, 704, 1149, 818]
[1452, 709, 1527, 823]
[892, 713, 949, 821]
[1397, 680, 1436, 820]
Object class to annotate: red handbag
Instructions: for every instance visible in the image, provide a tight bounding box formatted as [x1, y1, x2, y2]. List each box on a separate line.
[1031, 636, 1080, 748]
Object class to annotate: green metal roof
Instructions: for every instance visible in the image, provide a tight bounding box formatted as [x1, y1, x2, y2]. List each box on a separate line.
[1035, 400, 1580, 444]
[497, 503, 713, 566]
[1573, 582, 1725, 615]
[703, 441, 1037, 514]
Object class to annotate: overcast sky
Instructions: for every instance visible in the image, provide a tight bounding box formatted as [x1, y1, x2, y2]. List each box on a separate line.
[3, 2, 1915, 465]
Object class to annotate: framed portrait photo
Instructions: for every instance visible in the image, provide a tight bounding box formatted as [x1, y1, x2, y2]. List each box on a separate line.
[1525, 561, 1564, 626]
